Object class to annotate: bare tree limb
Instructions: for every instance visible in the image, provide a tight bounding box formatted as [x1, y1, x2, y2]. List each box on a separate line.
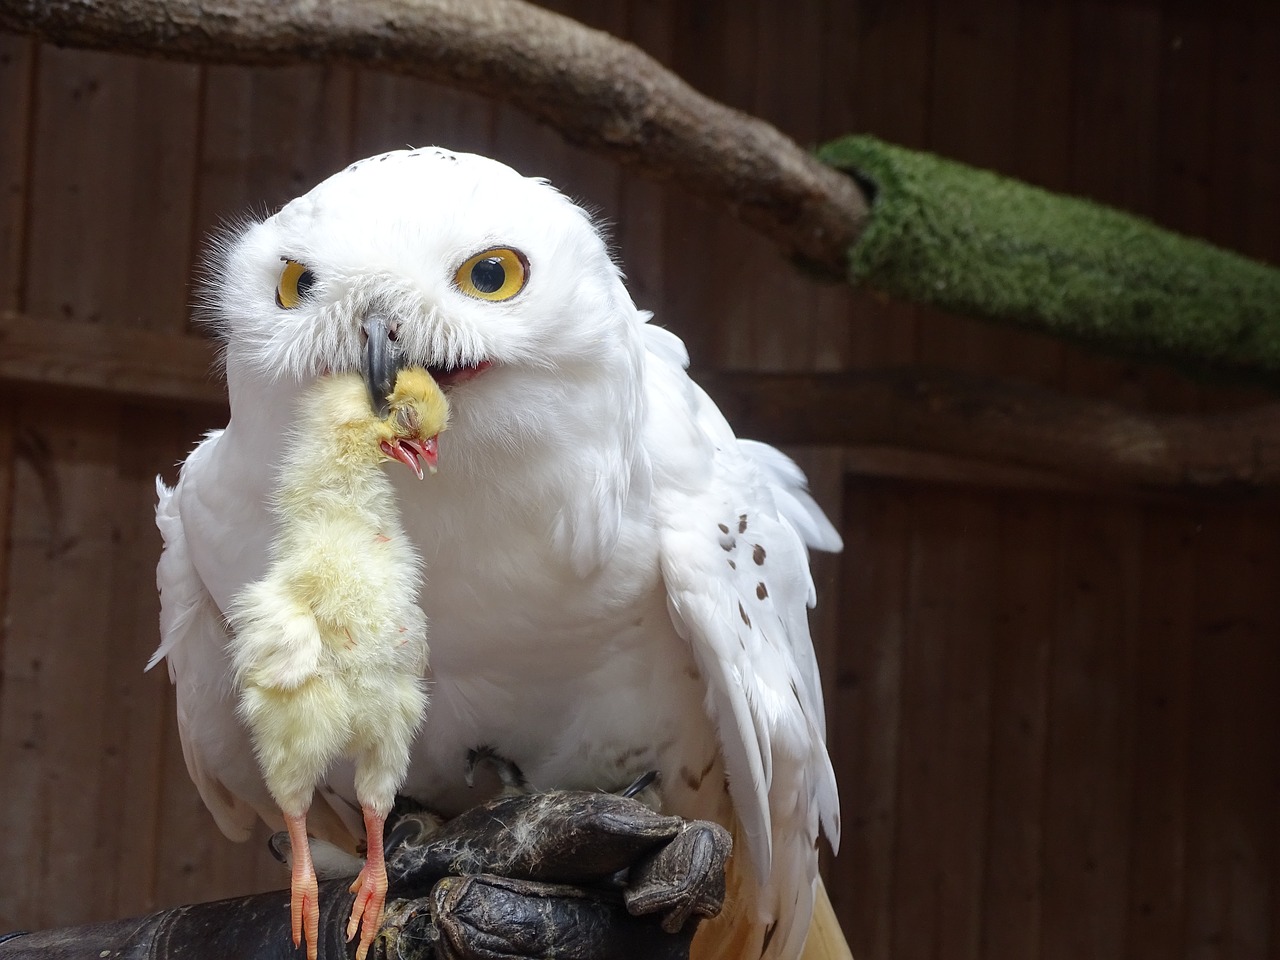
[0, 0, 869, 277]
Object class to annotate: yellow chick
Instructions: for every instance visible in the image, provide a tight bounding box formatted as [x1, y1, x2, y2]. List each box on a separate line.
[227, 367, 448, 960]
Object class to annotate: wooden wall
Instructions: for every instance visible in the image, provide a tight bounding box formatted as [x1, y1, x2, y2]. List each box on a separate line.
[1, 2, 1278, 958]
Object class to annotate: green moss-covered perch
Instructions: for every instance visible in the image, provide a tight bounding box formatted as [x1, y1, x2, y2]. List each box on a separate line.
[818, 135, 1280, 383]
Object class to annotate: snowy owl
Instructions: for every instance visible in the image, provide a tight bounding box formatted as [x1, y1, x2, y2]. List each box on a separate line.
[152, 147, 843, 960]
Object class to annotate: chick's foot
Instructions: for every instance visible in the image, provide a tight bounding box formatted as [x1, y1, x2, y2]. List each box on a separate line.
[285, 811, 321, 960]
[347, 806, 389, 960]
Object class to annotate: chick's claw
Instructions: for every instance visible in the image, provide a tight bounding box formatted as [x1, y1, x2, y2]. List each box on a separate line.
[347, 805, 391, 960]
[346, 865, 388, 960]
[290, 868, 320, 960]
[285, 812, 321, 960]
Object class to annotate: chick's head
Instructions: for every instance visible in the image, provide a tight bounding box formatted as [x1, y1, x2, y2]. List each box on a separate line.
[324, 367, 449, 479]
[377, 366, 450, 478]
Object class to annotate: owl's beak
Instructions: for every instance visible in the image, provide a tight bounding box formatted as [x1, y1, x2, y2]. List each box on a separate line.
[362, 313, 406, 418]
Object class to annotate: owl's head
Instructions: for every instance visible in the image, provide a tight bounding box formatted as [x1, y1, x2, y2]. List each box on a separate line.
[206, 148, 654, 572]
[205, 148, 646, 458]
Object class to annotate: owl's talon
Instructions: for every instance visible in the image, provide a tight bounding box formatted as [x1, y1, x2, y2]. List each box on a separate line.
[465, 745, 529, 794]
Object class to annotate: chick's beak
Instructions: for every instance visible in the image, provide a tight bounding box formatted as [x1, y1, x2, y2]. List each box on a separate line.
[362, 313, 406, 417]
[379, 436, 438, 480]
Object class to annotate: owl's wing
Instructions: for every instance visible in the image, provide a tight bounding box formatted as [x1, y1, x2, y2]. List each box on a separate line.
[646, 328, 840, 959]
[152, 430, 267, 841]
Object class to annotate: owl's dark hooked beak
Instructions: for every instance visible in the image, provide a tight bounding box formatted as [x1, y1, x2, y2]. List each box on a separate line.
[362, 313, 407, 418]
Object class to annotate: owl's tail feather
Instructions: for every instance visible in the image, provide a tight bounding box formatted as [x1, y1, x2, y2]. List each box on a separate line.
[800, 879, 854, 960]
[691, 841, 852, 960]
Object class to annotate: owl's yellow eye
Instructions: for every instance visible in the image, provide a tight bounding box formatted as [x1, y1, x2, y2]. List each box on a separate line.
[276, 259, 315, 309]
[454, 247, 528, 302]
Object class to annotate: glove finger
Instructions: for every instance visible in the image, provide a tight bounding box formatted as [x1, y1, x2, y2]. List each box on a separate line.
[431, 875, 695, 960]
[624, 821, 732, 933]
[389, 791, 684, 896]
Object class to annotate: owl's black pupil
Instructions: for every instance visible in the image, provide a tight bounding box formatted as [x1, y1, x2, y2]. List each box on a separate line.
[296, 269, 316, 299]
[471, 258, 506, 294]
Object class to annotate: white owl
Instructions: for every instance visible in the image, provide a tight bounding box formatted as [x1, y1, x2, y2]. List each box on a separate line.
[152, 148, 843, 960]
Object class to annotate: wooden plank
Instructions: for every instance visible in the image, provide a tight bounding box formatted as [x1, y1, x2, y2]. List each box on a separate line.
[0, 34, 32, 924]
[0, 34, 34, 310]
[1122, 500, 1195, 960]
[88, 404, 204, 919]
[0, 42, 212, 927]
[612, 0, 673, 327]
[194, 63, 357, 243]
[349, 73, 495, 160]
[843, 446, 1101, 498]
[1038, 499, 1142, 960]
[831, 477, 909, 960]
[22, 47, 200, 333]
[0, 398, 123, 927]
[0, 311, 224, 408]
[1152, 2, 1216, 257]
[1232, 0, 1280, 267]
[1182, 499, 1280, 960]
[0, 401, 17, 908]
[1204, 0, 1280, 269]
[977, 493, 1056, 958]
[890, 487, 996, 960]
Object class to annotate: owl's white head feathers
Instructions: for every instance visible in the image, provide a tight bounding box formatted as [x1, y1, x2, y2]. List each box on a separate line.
[205, 148, 653, 573]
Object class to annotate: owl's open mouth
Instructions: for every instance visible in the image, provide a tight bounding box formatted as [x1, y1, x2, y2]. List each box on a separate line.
[428, 359, 492, 388]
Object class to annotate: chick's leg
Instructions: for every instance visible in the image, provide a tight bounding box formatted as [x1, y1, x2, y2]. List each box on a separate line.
[347, 678, 425, 960]
[284, 809, 321, 960]
[346, 805, 388, 960]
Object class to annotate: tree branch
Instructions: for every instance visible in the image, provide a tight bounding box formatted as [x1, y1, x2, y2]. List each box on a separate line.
[0, 0, 869, 277]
